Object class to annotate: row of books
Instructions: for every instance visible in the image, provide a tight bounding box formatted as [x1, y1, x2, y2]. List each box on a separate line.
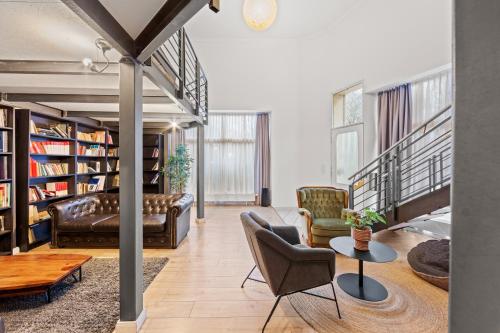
[29, 182, 68, 202]
[108, 148, 119, 157]
[28, 205, 50, 225]
[107, 160, 119, 172]
[111, 175, 120, 187]
[78, 161, 101, 174]
[30, 141, 71, 155]
[0, 156, 8, 180]
[77, 144, 105, 156]
[30, 120, 71, 138]
[0, 183, 10, 208]
[0, 132, 8, 153]
[30, 159, 69, 177]
[77, 175, 105, 194]
[77, 131, 106, 143]
[151, 148, 160, 158]
[0, 109, 8, 127]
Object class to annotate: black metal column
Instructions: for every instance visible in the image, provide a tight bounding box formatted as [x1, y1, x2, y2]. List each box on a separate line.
[196, 125, 205, 221]
[119, 56, 144, 322]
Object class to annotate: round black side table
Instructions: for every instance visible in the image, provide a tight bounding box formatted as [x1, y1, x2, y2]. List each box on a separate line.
[330, 236, 397, 302]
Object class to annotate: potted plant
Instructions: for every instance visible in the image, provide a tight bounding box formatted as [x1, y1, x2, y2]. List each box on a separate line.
[160, 144, 194, 194]
[345, 208, 387, 251]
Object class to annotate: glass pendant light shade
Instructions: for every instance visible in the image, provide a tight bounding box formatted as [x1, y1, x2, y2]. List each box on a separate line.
[243, 0, 277, 31]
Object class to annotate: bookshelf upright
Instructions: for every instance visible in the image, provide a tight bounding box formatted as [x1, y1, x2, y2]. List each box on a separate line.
[0, 105, 15, 255]
[143, 133, 164, 194]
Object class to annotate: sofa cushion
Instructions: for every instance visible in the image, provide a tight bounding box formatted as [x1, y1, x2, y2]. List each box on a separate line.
[91, 214, 166, 233]
[311, 218, 351, 237]
[58, 214, 115, 232]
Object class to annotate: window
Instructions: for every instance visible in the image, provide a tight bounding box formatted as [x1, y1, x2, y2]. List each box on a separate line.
[332, 84, 363, 185]
[186, 113, 257, 202]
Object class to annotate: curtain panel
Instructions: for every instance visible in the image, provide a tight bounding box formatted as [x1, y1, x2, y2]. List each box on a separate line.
[377, 83, 412, 154]
[186, 113, 257, 202]
[254, 113, 271, 205]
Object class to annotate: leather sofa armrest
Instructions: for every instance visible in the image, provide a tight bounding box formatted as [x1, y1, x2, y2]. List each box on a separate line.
[272, 225, 301, 245]
[169, 193, 194, 217]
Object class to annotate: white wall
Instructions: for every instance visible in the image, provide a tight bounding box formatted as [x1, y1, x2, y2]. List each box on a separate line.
[190, 38, 302, 207]
[188, 0, 452, 206]
[297, 0, 452, 188]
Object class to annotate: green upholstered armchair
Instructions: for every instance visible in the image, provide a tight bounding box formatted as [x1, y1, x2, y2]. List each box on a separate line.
[296, 186, 351, 247]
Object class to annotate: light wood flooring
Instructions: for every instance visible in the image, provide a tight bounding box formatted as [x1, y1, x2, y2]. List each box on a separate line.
[30, 206, 447, 332]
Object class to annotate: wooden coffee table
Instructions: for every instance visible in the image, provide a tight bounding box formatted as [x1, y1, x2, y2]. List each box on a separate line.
[0, 254, 91, 302]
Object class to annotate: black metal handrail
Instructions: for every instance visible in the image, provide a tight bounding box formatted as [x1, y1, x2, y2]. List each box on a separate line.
[348, 104, 453, 215]
[153, 28, 208, 124]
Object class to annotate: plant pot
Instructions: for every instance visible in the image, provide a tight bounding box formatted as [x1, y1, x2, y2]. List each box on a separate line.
[351, 227, 372, 251]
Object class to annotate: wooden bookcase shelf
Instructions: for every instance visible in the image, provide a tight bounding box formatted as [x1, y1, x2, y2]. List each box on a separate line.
[143, 134, 164, 194]
[15, 110, 121, 251]
[0, 105, 15, 256]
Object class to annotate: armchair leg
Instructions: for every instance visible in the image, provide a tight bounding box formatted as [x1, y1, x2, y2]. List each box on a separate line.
[241, 265, 256, 288]
[262, 295, 282, 333]
[331, 282, 342, 319]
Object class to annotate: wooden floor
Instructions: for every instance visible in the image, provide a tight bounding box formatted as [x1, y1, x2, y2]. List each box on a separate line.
[30, 206, 447, 333]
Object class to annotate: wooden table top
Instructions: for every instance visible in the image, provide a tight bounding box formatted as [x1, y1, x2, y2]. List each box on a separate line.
[0, 254, 92, 291]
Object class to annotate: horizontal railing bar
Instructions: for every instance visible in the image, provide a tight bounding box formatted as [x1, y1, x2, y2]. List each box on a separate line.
[349, 104, 452, 180]
[399, 132, 452, 166]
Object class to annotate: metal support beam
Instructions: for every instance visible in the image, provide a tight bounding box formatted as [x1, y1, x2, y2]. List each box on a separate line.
[66, 111, 184, 119]
[2, 93, 171, 104]
[118, 57, 144, 325]
[135, 0, 210, 63]
[196, 125, 205, 222]
[0, 60, 119, 76]
[62, 0, 135, 57]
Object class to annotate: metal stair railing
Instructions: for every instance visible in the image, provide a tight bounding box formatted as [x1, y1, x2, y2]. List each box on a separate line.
[348, 104, 453, 219]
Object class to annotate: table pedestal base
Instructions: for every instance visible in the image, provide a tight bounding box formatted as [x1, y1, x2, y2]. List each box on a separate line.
[337, 273, 388, 302]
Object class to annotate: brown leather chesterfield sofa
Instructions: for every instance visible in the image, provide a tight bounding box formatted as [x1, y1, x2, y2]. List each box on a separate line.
[48, 193, 193, 249]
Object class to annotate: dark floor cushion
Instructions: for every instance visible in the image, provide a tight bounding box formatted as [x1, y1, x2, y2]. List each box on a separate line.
[58, 215, 115, 232]
[91, 215, 166, 233]
[407, 239, 450, 290]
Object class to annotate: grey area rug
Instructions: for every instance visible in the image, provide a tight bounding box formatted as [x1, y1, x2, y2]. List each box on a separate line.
[0, 257, 168, 333]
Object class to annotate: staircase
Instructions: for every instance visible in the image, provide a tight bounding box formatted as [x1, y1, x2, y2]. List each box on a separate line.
[348, 105, 453, 230]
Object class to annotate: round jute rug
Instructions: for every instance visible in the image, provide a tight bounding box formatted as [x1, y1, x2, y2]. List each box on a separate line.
[288, 239, 448, 333]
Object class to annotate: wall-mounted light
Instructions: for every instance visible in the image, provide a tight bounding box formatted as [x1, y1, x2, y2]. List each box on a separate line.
[243, 0, 277, 31]
[82, 38, 112, 73]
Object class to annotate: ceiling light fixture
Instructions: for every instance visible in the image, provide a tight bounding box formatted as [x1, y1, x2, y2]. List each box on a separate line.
[82, 38, 112, 73]
[171, 121, 178, 128]
[243, 0, 277, 31]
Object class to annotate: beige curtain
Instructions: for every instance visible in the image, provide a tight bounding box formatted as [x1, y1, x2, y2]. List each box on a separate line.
[254, 113, 271, 205]
[378, 84, 412, 154]
[166, 127, 185, 157]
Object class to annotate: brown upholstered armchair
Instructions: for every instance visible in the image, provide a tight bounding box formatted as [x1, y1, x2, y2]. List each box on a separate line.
[296, 186, 351, 247]
[240, 212, 341, 332]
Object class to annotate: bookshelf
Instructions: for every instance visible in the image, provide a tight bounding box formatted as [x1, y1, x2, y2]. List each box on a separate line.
[0, 105, 15, 256]
[16, 111, 121, 251]
[143, 134, 164, 194]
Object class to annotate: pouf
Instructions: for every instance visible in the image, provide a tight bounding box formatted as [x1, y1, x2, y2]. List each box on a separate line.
[407, 239, 450, 291]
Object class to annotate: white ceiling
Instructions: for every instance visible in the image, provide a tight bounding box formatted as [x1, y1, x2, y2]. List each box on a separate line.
[186, 0, 358, 39]
[99, 0, 167, 39]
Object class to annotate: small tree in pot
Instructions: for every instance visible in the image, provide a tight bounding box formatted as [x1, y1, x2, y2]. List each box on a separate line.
[160, 145, 194, 194]
[345, 208, 386, 251]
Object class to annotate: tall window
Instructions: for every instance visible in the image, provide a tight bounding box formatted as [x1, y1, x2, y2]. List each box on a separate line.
[186, 113, 257, 202]
[332, 84, 364, 185]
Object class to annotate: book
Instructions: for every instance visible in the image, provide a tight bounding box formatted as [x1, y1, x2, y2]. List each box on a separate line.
[77, 144, 105, 156]
[107, 148, 119, 157]
[152, 162, 159, 171]
[30, 159, 69, 177]
[30, 122, 71, 138]
[0, 109, 8, 127]
[77, 130, 106, 143]
[150, 173, 159, 184]
[152, 148, 159, 157]
[45, 182, 69, 197]
[112, 175, 120, 187]
[0, 183, 10, 208]
[78, 161, 100, 174]
[0, 132, 8, 152]
[0, 216, 4, 231]
[28, 205, 39, 225]
[0, 156, 8, 179]
[30, 141, 71, 155]
[77, 175, 105, 194]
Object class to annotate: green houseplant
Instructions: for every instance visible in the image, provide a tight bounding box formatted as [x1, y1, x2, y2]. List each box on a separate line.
[160, 144, 194, 194]
[345, 208, 387, 251]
